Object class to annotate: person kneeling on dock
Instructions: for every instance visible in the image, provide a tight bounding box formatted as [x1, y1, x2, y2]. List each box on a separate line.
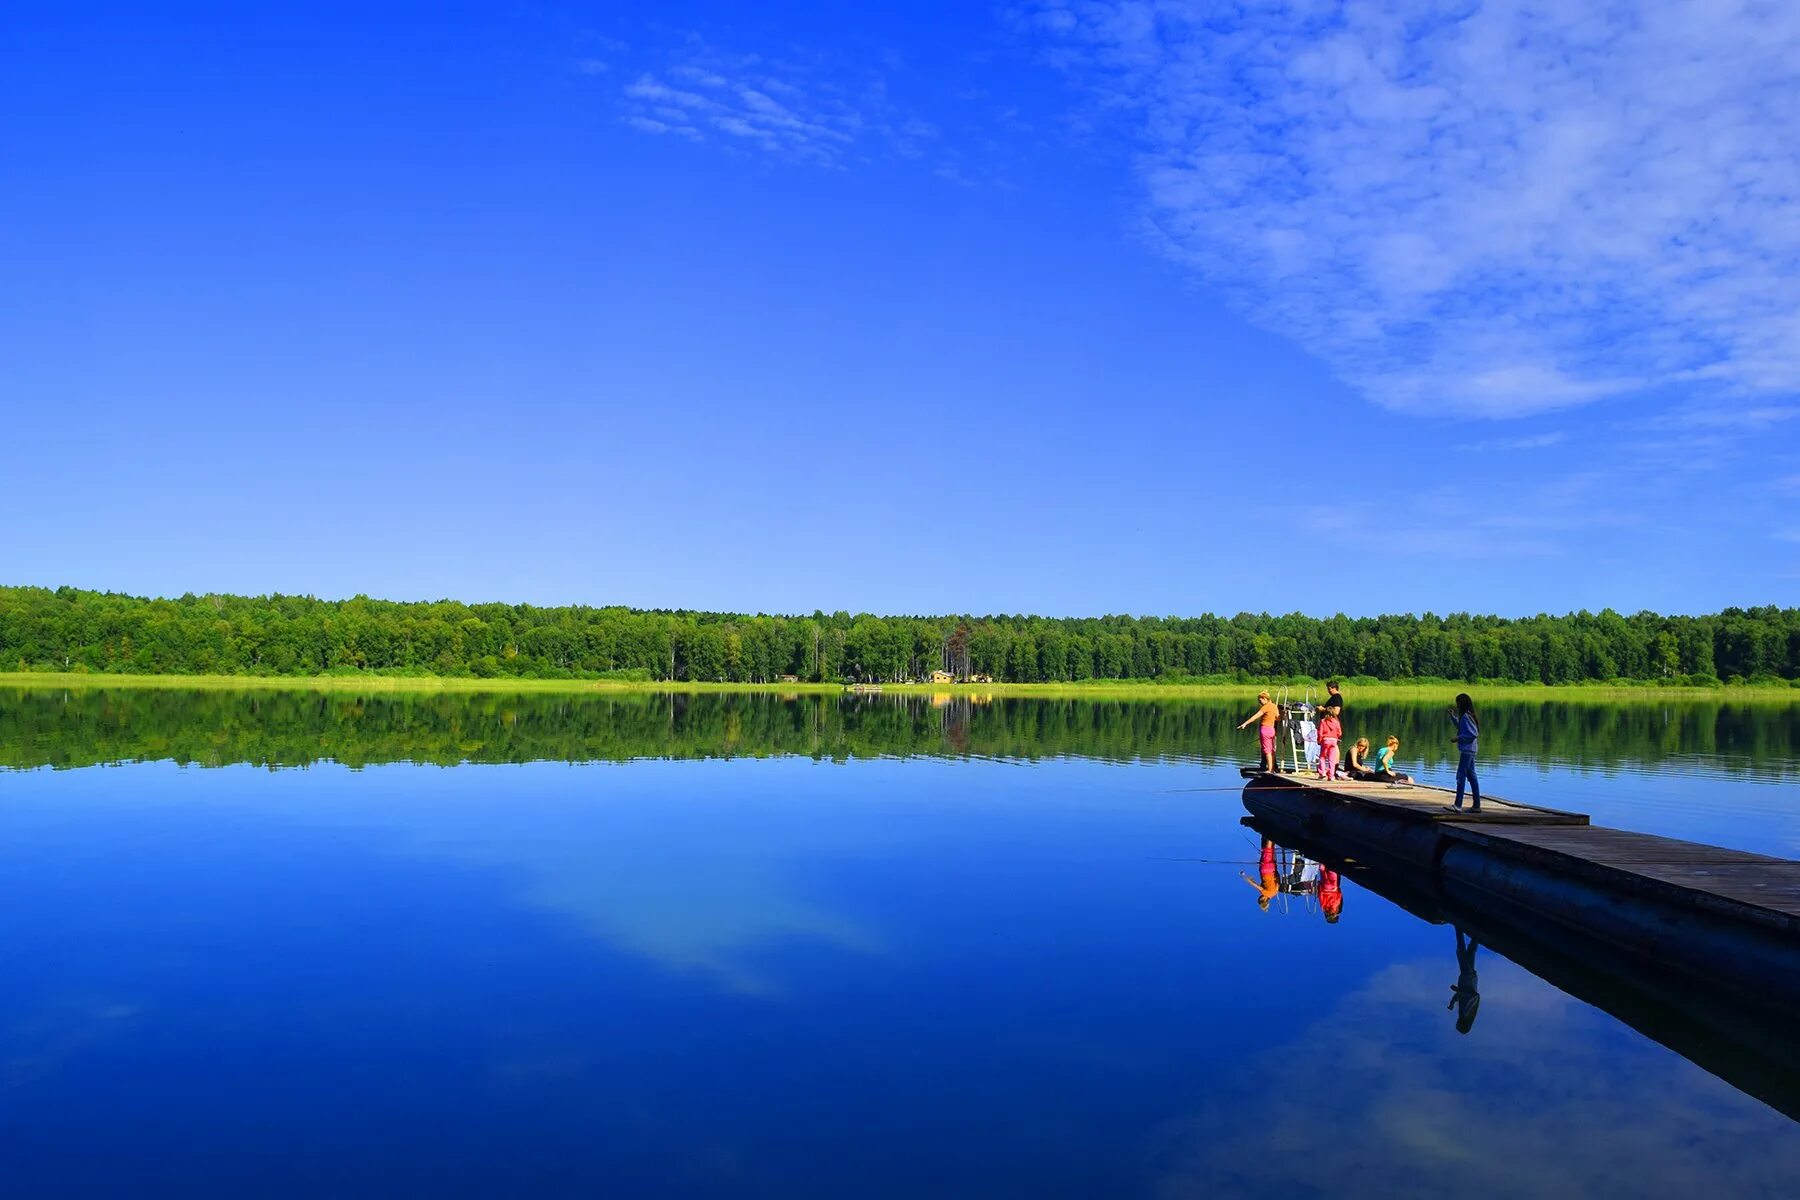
[1367, 735, 1412, 783]
[1344, 737, 1373, 779]
[1238, 691, 1280, 774]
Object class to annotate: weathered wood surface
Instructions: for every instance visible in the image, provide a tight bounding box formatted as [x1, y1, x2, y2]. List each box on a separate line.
[1451, 825, 1791, 865]
[1242, 771, 1589, 826]
[1446, 823, 1800, 927]
[1241, 771, 1800, 932]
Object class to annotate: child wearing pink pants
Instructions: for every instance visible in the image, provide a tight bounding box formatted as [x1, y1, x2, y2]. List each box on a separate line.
[1316, 713, 1342, 779]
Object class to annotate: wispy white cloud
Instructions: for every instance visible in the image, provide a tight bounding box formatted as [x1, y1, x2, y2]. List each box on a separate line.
[1648, 404, 1800, 432]
[1299, 472, 1637, 559]
[1621, 399, 1800, 472]
[614, 42, 936, 168]
[622, 114, 701, 142]
[1458, 431, 1567, 453]
[1026, 2, 1800, 419]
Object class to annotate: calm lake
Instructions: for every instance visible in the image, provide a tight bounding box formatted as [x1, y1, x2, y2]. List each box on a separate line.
[2, 689, 1797, 1197]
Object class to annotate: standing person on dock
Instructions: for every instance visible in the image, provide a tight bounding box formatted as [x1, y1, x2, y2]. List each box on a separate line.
[1446, 693, 1482, 813]
[1319, 680, 1343, 720]
[1316, 707, 1342, 780]
[1238, 691, 1280, 774]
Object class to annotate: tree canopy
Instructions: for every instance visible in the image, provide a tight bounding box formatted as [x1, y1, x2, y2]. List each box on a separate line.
[0, 585, 1795, 685]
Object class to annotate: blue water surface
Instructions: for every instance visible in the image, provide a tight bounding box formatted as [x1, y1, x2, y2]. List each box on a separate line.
[1, 697, 1797, 1197]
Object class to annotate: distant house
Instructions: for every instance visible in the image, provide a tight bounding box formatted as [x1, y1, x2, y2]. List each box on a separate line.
[778, 674, 799, 683]
[931, 670, 956, 683]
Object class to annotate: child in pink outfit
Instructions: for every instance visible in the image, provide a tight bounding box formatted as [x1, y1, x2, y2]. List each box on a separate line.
[1316, 713, 1342, 779]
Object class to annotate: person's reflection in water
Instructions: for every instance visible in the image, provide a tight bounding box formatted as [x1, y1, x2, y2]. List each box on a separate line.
[1319, 866, 1343, 924]
[1241, 836, 1281, 911]
[1448, 928, 1481, 1034]
[1282, 851, 1317, 894]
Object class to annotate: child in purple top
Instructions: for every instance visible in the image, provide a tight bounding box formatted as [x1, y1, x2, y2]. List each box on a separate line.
[1447, 693, 1481, 812]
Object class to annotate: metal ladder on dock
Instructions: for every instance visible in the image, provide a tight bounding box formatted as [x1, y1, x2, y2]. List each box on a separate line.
[1274, 685, 1318, 774]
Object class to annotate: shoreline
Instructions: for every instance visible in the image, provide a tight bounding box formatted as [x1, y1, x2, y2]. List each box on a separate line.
[1, 672, 1794, 702]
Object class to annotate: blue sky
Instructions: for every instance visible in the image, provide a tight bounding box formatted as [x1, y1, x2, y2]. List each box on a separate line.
[4, 1, 1796, 618]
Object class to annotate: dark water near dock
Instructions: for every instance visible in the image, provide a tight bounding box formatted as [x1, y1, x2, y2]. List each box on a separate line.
[2, 689, 1797, 1197]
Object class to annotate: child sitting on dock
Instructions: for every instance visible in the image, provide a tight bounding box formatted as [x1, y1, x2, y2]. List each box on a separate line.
[1315, 710, 1342, 780]
[1368, 735, 1413, 783]
[1344, 737, 1372, 779]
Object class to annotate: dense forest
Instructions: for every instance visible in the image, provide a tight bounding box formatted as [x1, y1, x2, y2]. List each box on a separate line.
[1, 585, 1796, 685]
[4, 689, 1795, 774]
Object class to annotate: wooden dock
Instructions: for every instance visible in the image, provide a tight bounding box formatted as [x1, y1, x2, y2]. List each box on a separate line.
[1238, 770, 1588, 826]
[1240, 770, 1800, 935]
[1236, 809, 1800, 1120]
[1443, 822, 1800, 932]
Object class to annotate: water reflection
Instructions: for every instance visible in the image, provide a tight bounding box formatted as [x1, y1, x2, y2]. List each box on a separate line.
[1240, 835, 1279, 910]
[1449, 929, 1481, 1035]
[1149, 961, 1799, 1199]
[1241, 813, 1800, 1121]
[3, 691, 1798, 1196]
[4, 687, 1798, 776]
[1241, 836, 1345, 923]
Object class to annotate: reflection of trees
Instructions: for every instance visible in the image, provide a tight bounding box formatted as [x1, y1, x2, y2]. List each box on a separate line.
[1, 689, 1796, 773]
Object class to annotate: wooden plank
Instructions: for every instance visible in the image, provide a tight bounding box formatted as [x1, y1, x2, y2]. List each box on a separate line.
[1464, 825, 1792, 866]
[1245, 772, 1588, 825]
[1625, 865, 1800, 918]
[1243, 770, 1800, 927]
[1445, 824, 1800, 926]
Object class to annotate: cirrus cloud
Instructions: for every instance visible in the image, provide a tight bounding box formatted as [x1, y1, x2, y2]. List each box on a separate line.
[1026, 1, 1800, 419]
[615, 42, 939, 168]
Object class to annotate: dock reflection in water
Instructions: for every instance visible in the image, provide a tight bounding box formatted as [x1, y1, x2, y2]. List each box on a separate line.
[1241, 810, 1800, 1122]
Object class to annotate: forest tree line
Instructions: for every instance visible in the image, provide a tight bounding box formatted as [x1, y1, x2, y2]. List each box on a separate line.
[0, 585, 1796, 685]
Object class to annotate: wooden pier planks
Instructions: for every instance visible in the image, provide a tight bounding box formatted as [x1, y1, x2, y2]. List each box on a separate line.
[1243, 771, 1589, 826]
[1241, 771, 1800, 933]
[1445, 823, 1800, 929]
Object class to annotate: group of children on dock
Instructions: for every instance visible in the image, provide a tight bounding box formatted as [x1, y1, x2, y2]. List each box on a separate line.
[1239, 682, 1483, 810]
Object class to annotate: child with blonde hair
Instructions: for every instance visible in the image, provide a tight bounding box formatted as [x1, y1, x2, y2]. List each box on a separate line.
[1369, 735, 1412, 783]
[1237, 691, 1281, 774]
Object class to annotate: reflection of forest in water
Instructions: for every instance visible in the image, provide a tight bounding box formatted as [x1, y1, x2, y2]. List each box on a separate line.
[4, 688, 1798, 774]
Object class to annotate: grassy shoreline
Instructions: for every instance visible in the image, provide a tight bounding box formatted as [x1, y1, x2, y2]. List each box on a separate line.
[1, 672, 1795, 702]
